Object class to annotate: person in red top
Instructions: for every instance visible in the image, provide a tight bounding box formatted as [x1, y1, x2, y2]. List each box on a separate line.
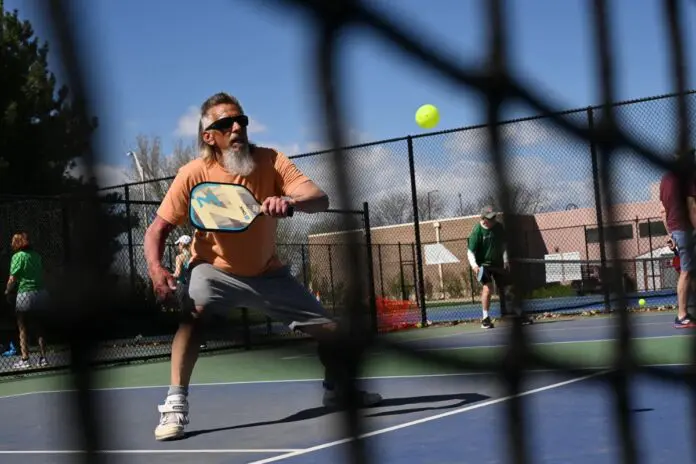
[144, 92, 382, 441]
[659, 149, 696, 328]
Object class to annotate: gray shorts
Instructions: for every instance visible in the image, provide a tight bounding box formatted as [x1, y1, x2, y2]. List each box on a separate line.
[15, 289, 50, 312]
[183, 263, 334, 330]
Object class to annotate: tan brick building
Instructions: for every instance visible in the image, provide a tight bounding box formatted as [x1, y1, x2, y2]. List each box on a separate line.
[297, 185, 669, 309]
[305, 213, 544, 304]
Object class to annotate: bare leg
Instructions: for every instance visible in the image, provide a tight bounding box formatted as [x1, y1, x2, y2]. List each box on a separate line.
[481, 284, 492, 315]
[170, 315, 203, 388]
[154, 310, 203, 441]
[677, 271, 690, 320]
[301, 322, 339, 388]
[37, 336, 46, 358]
[300, 322, 382, 409]
[16, 313, 28, 360]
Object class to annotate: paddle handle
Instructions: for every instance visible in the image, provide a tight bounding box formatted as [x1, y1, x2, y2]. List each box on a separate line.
[259, 205, 294, 217]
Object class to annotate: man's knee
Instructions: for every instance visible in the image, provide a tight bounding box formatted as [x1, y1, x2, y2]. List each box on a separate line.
[179, 304, 206, 325]
[187, 266, 228, 313]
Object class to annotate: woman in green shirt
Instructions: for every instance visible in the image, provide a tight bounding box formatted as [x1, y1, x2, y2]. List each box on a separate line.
[4, 232, 49, 369]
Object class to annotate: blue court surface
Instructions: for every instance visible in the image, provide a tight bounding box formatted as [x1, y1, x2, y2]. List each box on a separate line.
[406, 289, 680, 325]
[258, 289, 680, 337]
[0, 311, 693, 463]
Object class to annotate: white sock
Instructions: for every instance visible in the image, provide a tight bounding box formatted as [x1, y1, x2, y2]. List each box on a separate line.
[482, 310, 489, 319]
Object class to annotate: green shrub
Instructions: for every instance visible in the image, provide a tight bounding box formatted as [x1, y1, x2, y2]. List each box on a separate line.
[529, 283, 575, 299]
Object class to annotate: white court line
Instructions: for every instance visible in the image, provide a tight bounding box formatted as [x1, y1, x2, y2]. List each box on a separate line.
[247, 370, 608, 464]
[416, 333, 691, 353]
[0, 370, 576, 400]
[282, 333, 692, 360]
[0, 337, 689, 402]
[1, 365, 687, 458]
[281, 318, 678, 360]
[0, 449, 300, 454]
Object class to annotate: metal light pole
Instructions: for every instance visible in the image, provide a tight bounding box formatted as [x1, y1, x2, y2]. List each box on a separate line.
[126, 151, 146, 201]
[426, 189, 439, 220]
[126, 151, 149, 230]
[433, 221, 444, 299]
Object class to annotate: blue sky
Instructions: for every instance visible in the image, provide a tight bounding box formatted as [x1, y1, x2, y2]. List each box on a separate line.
[6, 0, 696, 211]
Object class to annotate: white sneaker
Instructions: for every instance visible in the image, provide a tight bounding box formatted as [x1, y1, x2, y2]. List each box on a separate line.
[154, 394, 189, 441]
[12, 359, 31, 369]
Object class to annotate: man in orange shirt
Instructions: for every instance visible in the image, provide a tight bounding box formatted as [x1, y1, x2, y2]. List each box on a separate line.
[144, 92, 383, 441]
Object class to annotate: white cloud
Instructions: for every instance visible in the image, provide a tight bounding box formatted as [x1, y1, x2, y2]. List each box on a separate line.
[248, 119, 267, 134]
[276, 123, 603, 217]
[174, 106, 268, 138]
[174, 106, 199, 137]
[255, 141, 304, 157]
[287, 131, 414, 210]
[65, 159, 130, 188]
[442, 119, 555, 155]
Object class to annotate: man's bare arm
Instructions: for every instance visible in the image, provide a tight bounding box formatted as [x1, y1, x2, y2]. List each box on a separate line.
[288, 181, 329, 213]
[144, 215, 177, 274]
[688, 197, 696, 230]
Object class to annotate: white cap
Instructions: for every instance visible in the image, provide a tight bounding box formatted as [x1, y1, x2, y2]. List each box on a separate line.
[174, 235, 192, 245]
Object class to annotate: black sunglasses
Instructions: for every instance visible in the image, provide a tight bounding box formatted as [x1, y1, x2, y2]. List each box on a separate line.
[204, 115, 249, 132]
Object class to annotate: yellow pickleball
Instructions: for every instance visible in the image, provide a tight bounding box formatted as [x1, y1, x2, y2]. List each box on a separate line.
[415, 104, 440, 129]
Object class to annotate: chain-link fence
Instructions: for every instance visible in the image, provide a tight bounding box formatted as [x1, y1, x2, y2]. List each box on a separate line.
[4, 0, 696, 462]
[0, 190, 374, 376]
[1, 93, 687, 375]
[16, 90, 682, 341]
[288, 92, 692, 328]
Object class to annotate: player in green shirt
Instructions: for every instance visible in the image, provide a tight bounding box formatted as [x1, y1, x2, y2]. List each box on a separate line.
[4, 232, 49, 369]
[467, 206, 532, 329]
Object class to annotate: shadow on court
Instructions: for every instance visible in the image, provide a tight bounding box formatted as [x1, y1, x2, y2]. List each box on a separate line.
[184, 392, 489, 439]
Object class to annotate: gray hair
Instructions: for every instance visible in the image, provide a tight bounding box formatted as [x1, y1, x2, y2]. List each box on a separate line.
[197, 92, 245, 164]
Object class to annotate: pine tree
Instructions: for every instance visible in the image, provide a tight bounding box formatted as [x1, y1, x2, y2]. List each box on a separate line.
[0, 2, 98, 194]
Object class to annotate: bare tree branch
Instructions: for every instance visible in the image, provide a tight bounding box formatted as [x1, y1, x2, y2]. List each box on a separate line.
[125, 135, 197, 201]
[370, 191, 447, 226]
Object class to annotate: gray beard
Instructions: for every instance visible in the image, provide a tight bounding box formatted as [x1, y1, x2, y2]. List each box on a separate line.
[221, 145, 255, 177]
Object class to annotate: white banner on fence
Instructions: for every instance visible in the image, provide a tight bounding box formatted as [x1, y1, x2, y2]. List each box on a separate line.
[544, 251, 582, 283]
[424, 243, 460, 265]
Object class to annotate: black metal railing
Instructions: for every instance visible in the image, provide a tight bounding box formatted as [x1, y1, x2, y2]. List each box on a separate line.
[0, 193, 375, 376]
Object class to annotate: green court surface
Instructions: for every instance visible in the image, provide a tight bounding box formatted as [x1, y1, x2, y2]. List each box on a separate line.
[0, 311, 690, 399]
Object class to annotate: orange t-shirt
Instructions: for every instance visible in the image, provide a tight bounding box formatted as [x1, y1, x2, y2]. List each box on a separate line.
[157, 146, 311, 277]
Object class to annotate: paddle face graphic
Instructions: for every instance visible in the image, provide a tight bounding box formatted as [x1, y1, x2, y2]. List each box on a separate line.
[189, 182, 293, 232]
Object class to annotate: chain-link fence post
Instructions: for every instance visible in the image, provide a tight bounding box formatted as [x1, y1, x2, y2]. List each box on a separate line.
[397, 242, 406, 300]
[362, 201, 378, 334]
[406, 136, 428, 326]
[123, 185, 136, 294]
[588, 106, 611, 313]
[377, 244, 385, 298]
[301, 244, 308, 287]
[60, 198, 71, 267]
[646, 218, 657, 290]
